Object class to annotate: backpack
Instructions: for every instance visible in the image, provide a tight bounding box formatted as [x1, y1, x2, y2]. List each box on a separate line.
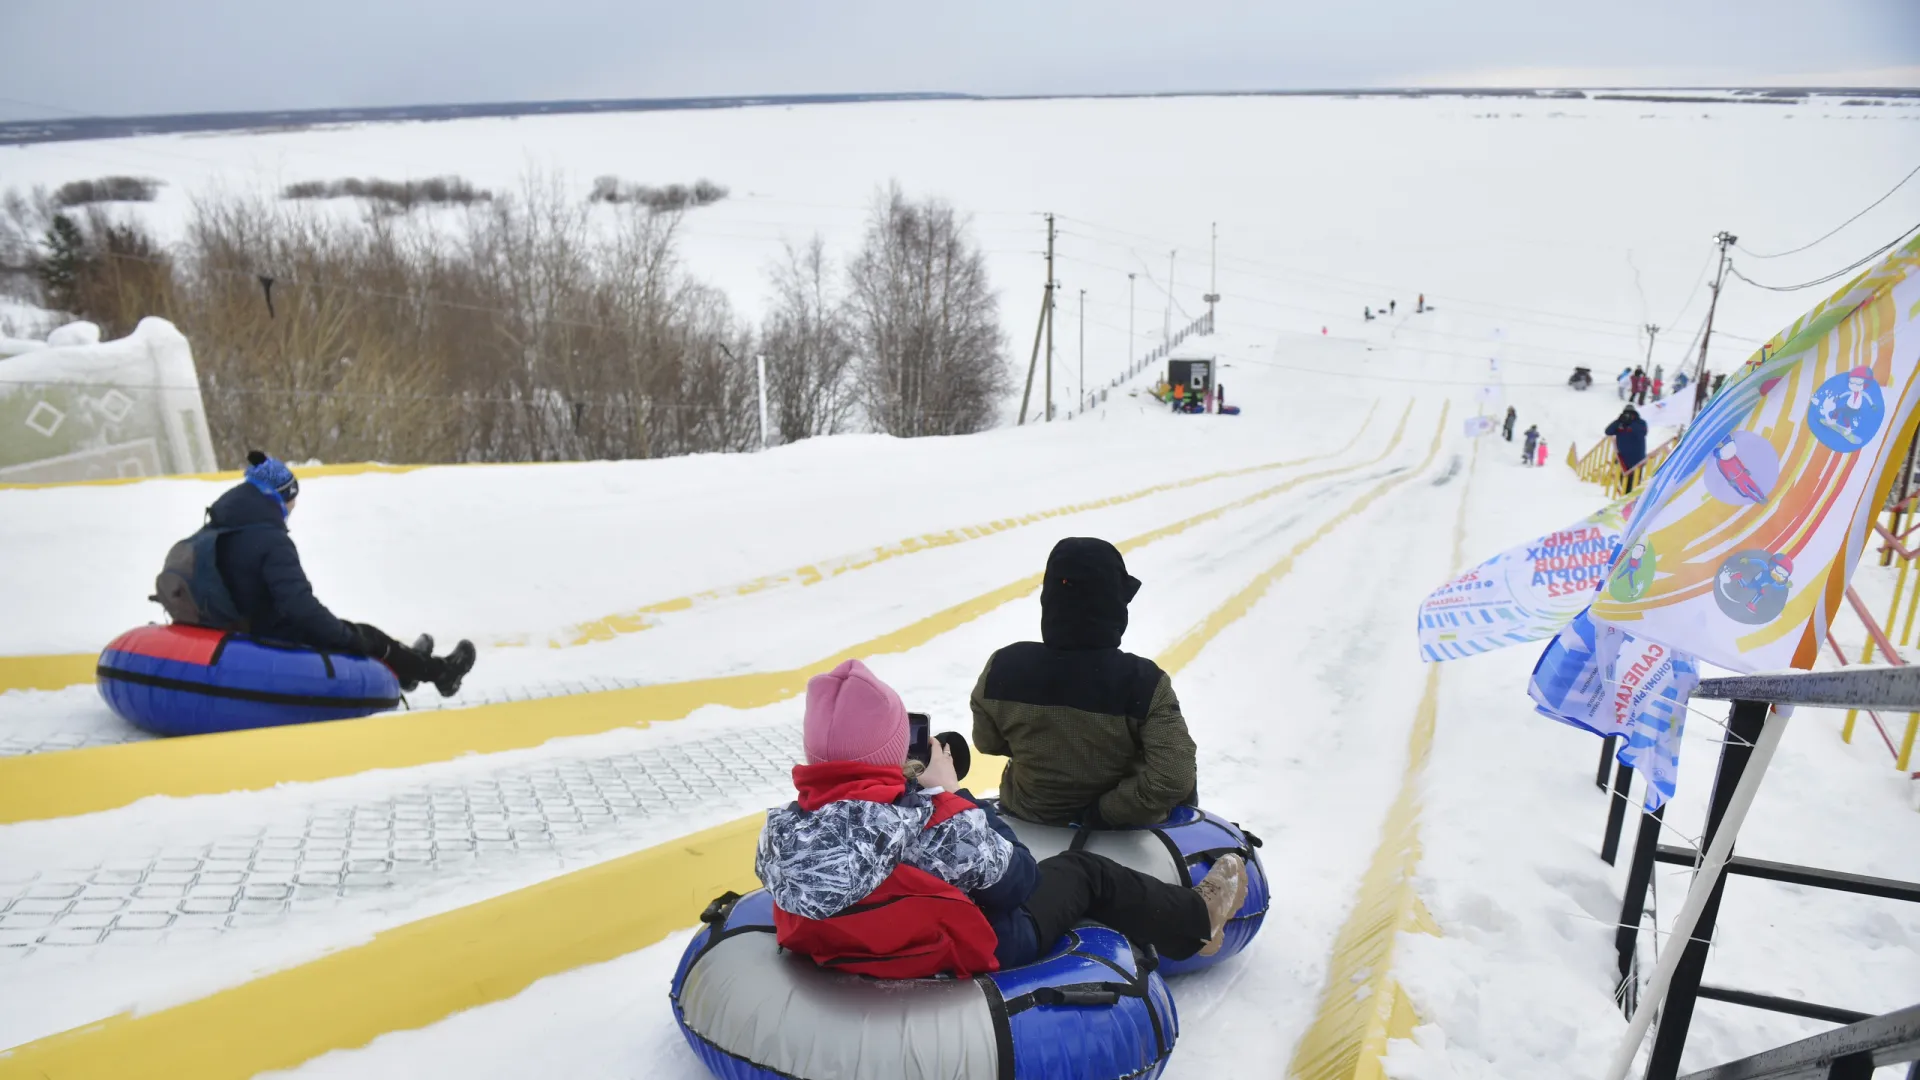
[151, 522, 258, 630]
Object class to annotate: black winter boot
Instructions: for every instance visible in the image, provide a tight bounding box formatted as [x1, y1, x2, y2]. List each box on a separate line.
[434, 640, 477, 698]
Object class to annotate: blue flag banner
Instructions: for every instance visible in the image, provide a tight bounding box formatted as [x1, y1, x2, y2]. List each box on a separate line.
[1528, 609, 1701, 810]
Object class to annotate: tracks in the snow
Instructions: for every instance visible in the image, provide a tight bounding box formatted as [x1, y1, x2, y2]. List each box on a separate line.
[0, 403, 1385, 696]
[0, 405, 1418, 823]
[0, 405, 1456, 1079]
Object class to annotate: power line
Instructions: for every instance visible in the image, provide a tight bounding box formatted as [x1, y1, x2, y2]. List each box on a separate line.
[1736, 162, 1920, 260]
[1057, 213, 1764, 344]
[1728, 221, 1920, 293]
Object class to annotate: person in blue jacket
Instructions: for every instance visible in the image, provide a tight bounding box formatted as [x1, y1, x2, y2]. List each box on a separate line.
[206, 452, 476, 696]
[1606, 406, 1650, 494]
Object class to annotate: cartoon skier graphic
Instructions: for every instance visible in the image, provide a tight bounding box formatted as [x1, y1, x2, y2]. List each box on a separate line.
[1713, 436, 1769, 503]
[1812, 365, 1879, 447]
[1715, 550, 1793, 624]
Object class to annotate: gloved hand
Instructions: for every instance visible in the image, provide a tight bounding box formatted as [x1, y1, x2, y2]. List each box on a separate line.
[916, 738, 961, 792]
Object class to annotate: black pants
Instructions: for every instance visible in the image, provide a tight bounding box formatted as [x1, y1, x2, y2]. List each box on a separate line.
[348, 623, 447, 687]
[1022, 851, 1213, 963]
[1620, 470, 1637, 494]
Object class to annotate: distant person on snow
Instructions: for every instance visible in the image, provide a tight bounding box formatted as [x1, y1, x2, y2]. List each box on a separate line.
[1171, 382, 1186, 412]
[1389, 299, 1397, 315]
[1537, 439, 1549, 468]
[1617, 368, 1633, 400]
[1652, 375, 1664, 400]
[1630, 367, 1648, 405]
[972, 538, 1199, 828]
[1416, 293, 1426, 313]
[755, 659, 1246, 980]
[182, 452, 477, 696]
[1364, 306, 1374, 321]
[1502, 406, 1517, 442]
[1521, 425, 1540, 466]
[1607, 406, 1650, 494]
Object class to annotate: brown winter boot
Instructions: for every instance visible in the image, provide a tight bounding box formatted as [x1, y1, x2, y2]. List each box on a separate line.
[1194, 853, 1249, 957]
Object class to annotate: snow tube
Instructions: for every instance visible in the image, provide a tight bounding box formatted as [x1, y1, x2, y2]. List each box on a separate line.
[670, 889, 1178, 1080]
[96, 624, 401, 736]
[996, 804, 1268, 975]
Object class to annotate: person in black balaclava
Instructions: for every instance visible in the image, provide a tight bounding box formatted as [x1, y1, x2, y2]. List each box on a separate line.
[970, 537, 1199, 827]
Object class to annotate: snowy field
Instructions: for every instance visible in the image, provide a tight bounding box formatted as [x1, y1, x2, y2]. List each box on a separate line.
[2, 93, 1918, 1079]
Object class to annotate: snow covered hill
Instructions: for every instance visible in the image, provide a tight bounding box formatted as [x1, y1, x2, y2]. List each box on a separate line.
[1, 93, 1917, 1079]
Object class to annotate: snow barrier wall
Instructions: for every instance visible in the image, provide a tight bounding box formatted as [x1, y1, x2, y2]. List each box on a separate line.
[0, 318, 218, 483]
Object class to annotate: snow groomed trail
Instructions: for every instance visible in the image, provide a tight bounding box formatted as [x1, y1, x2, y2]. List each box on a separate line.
[0, 402, 1388, 701]
[0, 401, 1408, 823]
[0, 369, 1470, 1078]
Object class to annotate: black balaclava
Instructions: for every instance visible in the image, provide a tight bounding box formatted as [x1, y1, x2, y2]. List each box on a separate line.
[1040, 537, 1142, 650]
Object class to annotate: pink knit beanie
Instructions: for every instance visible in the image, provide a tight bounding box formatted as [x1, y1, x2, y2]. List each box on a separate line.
[803, 659, 908, 767]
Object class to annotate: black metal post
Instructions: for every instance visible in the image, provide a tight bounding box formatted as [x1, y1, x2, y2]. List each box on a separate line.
[1645, 699, 1771, 1080]
[1602, 758, 1636, 865]
[1830, 1053, 1875, 1080]
[1615, 804, 1665, 1015]
[1597, 734, 1618, 789]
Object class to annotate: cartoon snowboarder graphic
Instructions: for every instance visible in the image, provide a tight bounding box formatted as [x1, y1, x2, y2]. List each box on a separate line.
[1813, 365, 1878, 447]
[1716, 551, 1793, 623]
[1713, 436, 1769, 503]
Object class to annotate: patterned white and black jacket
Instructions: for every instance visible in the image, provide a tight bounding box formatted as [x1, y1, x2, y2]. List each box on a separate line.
[756, 774, 1038, 924]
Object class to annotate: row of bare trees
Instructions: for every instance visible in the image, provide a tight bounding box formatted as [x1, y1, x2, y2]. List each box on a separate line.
[762, 182, 1008, 442]
[0, 177, 1010, 464]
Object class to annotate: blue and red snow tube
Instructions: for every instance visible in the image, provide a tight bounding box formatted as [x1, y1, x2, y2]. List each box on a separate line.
[671, 888, 1179, 1080]
[96, 624, 401, 736]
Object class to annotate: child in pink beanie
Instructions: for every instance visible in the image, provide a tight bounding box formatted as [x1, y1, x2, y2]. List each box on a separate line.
[754, 658, 1246, 980]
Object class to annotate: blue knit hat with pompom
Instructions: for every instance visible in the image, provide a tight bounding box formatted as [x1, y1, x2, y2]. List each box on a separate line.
[244, 450, 299, 516]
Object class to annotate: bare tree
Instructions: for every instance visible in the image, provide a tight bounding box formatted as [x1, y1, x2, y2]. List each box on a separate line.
[761, 235, 855, 443]
[845, 183, 1008, 437]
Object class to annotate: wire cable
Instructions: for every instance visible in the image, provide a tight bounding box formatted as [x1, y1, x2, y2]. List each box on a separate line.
[1736, 162, 1920, 259]
[1729, 221, 1920, 293]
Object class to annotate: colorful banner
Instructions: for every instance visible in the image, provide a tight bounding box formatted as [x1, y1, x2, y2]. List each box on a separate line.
[1418, 498, 1634, 660]
[1590, 236, 1920, 672]
[1527, 610, 1700, 809]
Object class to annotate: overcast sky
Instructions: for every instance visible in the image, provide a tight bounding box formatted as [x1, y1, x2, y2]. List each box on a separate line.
[2, 0, 1917, 120]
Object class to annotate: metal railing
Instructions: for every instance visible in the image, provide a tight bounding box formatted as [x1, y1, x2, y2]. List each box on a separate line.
[1606, 667, 1920, 1080]
[1678, 1002, 1920, 1080]
[1569, 433, 1680, 498]
[1849, 495, 1920, 772]
[1114, 309, 1216, 390]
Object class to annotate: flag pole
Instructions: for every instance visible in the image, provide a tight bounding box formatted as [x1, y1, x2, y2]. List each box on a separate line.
[1602, 705, 1791, 1080]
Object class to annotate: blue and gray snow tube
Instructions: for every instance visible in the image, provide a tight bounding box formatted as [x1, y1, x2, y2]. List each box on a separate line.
[996, 804, 1269, 976]
[669, 889, 1179, 1080]
[96, 624, 402, 737]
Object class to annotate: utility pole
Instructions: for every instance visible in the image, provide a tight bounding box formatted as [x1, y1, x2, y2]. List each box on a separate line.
[1691, 231, 1737, 418]
[1203, 221, 1220, 335]
[1128, 273, 1137, 376]
[1643, 324, 1659, 371]
[1017, 214, 1055, 425]
[1046, 226, 1057, 421]
[1164, 249, 1176, 354]
[1078, 288, 1086, 415]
